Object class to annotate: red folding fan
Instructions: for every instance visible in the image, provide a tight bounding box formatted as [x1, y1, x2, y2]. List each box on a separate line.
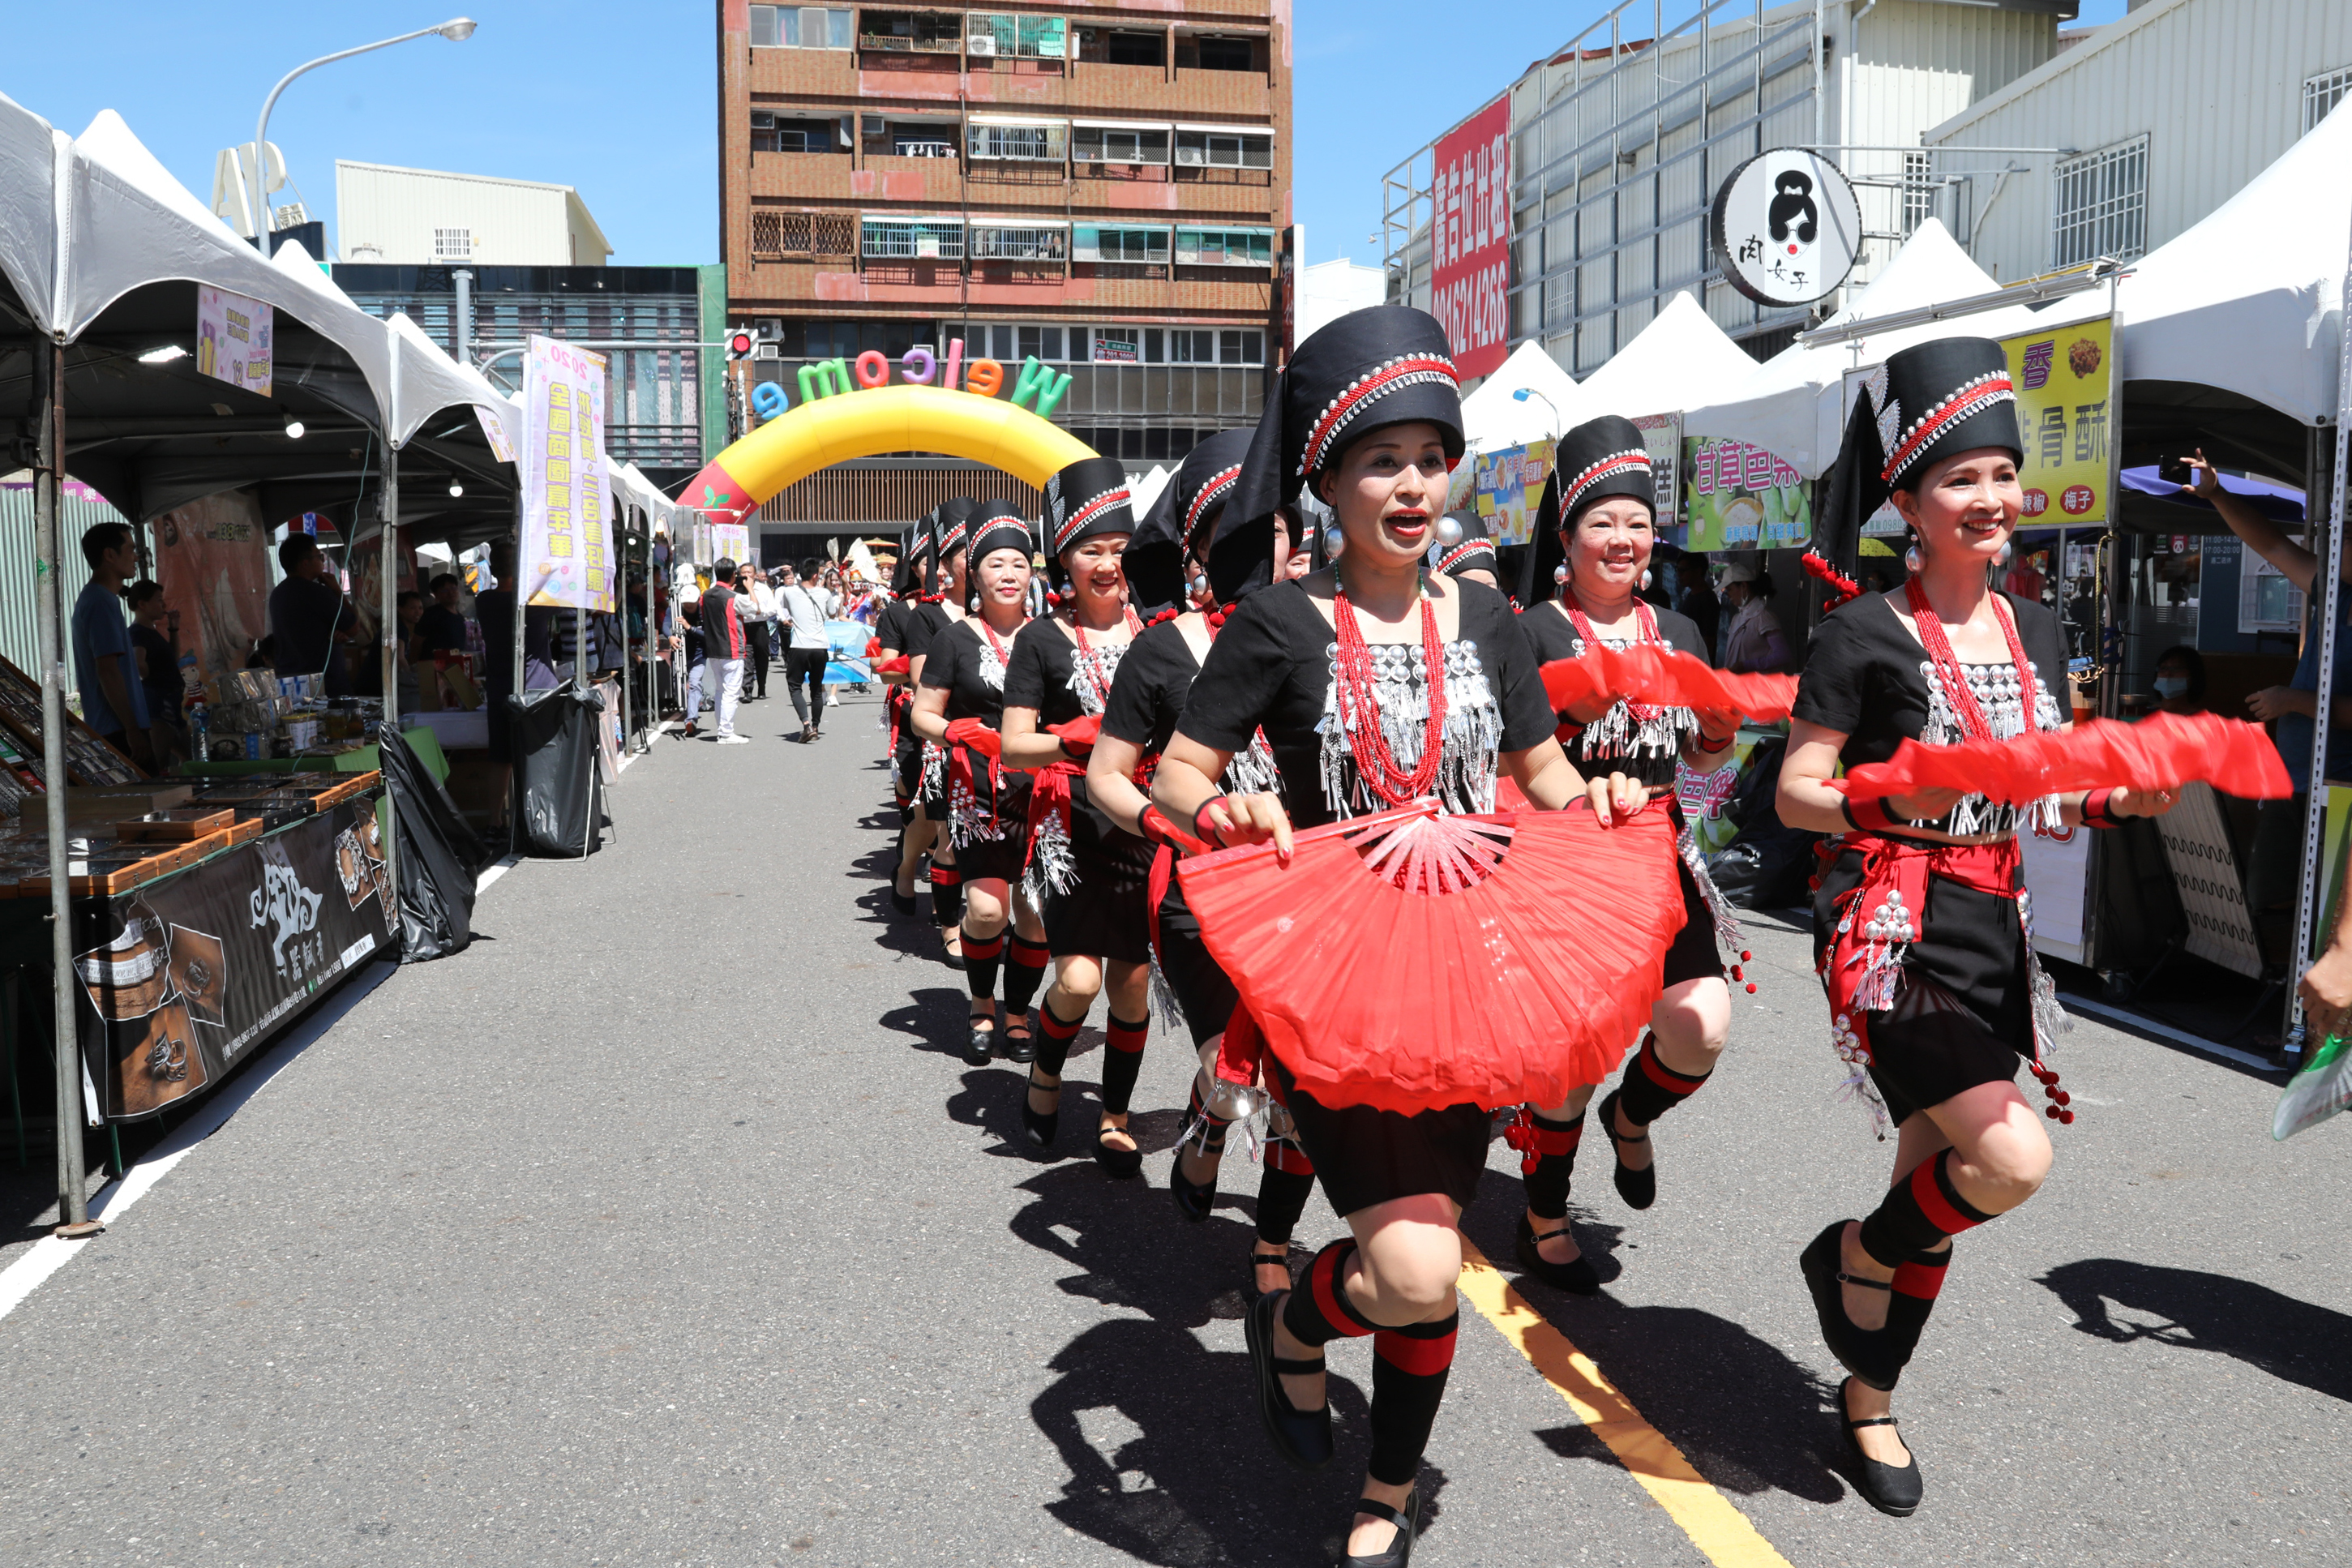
[1176, 803, 1686, 1115]
[1838, 711, 2292, 804]
[1541, 644, 1798, 722]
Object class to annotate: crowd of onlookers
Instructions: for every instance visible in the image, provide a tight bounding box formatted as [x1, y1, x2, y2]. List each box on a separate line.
[670, 555, 863, 743]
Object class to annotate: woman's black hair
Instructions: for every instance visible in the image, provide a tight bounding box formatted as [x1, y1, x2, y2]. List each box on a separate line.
[2153, 643, 2206, 698]
[1750, 571, 1777, 600]
[126, 579, 165, 608]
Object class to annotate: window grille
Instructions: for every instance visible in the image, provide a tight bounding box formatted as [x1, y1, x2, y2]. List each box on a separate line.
[966, 14, 1065, 58]
[434, 227, 473, 261]
[2307, 66, 2352, 133]
[1073, 126, 1170, 165]
[1902, 151, 1932, 236]
[1073, 226, 1169, 264]
[1175, 131, 1272, 169]
[861, 220, 964, 259]
[970, 226, 1067, 261]
[750, 6, 851, 48]
[2050, 135, 2148, 268]
[1174, 227, 1273, 267]
[967, 122, 1064, 161]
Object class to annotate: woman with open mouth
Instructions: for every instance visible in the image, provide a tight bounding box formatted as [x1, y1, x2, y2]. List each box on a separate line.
[1147, 306, 1637, 1568]
[910, 503, 1052, 1067]
[1777, 336, 2171, 1517]
[996, 457, 1155, 1175]
[1506, 416, 1746, 1296]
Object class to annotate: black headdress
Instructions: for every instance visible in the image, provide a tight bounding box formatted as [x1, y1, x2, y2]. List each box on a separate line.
[1129, 430, 1252, 620]
[1527, 415, 1656, 602]
[1814, 336, 2020, 589]
[965, 500, 1036, 584]
[1429, 509, 1497, 580]
[1215, 305, 1462, 604]
[1041, 456, 1135, 593]
[891, 512, 934, 597]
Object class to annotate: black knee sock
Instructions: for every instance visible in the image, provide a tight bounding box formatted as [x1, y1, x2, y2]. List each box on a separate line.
[962, 930, 1005, 1004]
[1857, 1149, 1995, 1269]
[1256, 1142, 1316, 1248]
[1512, 1108, 1585, 1220]
[1614, 1031, 1711, 1127]
[1881, 1244, 1951, 1386]
[1099, 1014, 1148, 1115]
[930, 863, 963, 928]
[1281, 1238, 1379, 1347]
[1002, 936, 1051, 1018]
[1035, 997, 1085, 1077]
[1367, 1311, 1459, 1488]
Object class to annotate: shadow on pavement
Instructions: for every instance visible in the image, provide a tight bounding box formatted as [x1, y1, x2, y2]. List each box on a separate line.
[1009, 1163, 1450, 1566]
[2039, 1257, 2352, 1403]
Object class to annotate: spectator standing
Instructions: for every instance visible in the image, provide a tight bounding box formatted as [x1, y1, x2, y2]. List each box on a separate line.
[777, 555, 841, 743]
[73, 524, 157, 770]
[269, 533, 358, 696]
[739, 563, 778, 700]
[126, 579, 187, 760]
[415, 572, 469, 658]
[1716, 561, 1790, 673]
[676, 598, 708, 735]
[700, 559, 751, 743]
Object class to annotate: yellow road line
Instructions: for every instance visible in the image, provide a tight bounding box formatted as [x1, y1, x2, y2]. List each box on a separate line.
[1456, 1239, 1794, 1568]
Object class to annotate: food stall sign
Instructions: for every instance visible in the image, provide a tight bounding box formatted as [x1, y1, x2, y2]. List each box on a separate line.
[1709, 150, 1862, 308]
[1472, 439, 1553, 547]
[1682, 436, 1810, 551]
[2005, 316, 2114, 528]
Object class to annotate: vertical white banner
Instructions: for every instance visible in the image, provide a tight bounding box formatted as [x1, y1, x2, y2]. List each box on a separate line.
[195, 286, 275, 396]
[521, 336, 614, 611]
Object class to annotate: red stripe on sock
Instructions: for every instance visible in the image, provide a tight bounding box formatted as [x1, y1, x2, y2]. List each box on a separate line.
[1039, 1008, 1084, 1042]
[963, 933, 1005, 962]
[1309, 1246, 1372, 1339]
[1265, 1139, 1315, 1176]
[1106, 1018, 1147, 1055]
[1373, 1327, 1458, 1377]
[1909, 1156, 1977, 1238]
[929, 867, 962, 886]
[1891, 1257, 1948, 1300]
[1008, 938, 1051, 966]
[1637, 1038, 1707, 1096]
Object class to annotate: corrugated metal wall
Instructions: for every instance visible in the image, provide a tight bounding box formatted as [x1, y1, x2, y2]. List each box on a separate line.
[0, 481, 139, 700]
[1930, 0, 2352, 286]
[336, 162, 579, 267]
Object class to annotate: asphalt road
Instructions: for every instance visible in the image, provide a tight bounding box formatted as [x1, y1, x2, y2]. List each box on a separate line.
[0, 688, 2345, 1567]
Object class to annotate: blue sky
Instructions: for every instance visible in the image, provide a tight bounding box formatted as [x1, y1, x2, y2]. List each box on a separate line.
[4, 0, 2129, 269]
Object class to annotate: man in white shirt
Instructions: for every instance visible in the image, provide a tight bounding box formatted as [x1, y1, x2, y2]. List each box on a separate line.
[775, 558, 842, 743]
[739, 564, 779, 699]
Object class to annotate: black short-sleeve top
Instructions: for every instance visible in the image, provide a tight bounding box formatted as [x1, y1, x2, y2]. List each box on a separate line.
[1518, 599, 1707, 790]
[1102, 618, 1283, 797]
[875, 597, 915, 657]
[1005, 617, 1137, 846]
[1177, 579, 1555, 829]
[1793, 589, 2068, 837]
[904, 600, 958, 665]
[919, 617, 1021, 726]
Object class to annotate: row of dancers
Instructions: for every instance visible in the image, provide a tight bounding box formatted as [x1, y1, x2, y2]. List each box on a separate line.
[866, 306, 2173, 1563]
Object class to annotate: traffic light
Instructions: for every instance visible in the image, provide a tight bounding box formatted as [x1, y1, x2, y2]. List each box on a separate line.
[726, 327, 755, 360]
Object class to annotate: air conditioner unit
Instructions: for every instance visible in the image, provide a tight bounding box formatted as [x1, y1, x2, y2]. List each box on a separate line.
[967, 34, 996, 56]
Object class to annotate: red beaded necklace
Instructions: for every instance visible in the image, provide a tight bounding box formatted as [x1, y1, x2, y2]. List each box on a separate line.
[1903, 576, 2035, 743]
[1562, 591, 1665, 725]
[978, 615, 1016, 669]
[1070, 602, 1142, 705]
[1332, 575, 1448, 808]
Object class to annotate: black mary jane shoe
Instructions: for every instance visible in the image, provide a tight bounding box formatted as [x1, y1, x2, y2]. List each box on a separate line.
[1514, 1213, 1601, 1296]
[1839, 1377, 1924, 1517]
[1245, 1246, 1296, 1303]
[1798, 1221, 1904, 1391]
[1169, 1136, 1223, 1223]
[1596, 1088, 1656, 1210]
[963, 1015, 998, 1067]
[1091, 1120, 1143, 1179]
[1020, 1071, 1060, 1150]
[1000, 1018, 1037, 1065]
[1343, 1489, 1420, 1568]
[938, 936, 966, 972]
[1245, 1292, 1333, 1472]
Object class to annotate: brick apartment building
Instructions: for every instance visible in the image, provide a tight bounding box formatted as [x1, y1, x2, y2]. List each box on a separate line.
[718, 0, 1293, 538]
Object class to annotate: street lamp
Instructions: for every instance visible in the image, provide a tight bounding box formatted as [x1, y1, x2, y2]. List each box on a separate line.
[1510, 386, 1562, 435]
[246, 19, 478, 243]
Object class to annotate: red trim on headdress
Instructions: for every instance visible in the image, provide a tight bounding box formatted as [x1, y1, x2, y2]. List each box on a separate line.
[1052, 487, 1131, 553]
[1879, 375, 2016, 483]
[1298, 354, 1459, 478]
[1183, 465, 1243, 546]
[1559, 451, 1651, 518]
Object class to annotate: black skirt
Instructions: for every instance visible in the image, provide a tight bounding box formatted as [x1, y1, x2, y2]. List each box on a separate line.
[1661, 852, 1722, 989]
[1270, 1058, 1490, 1219]
[1812, 846, 2031, 1125]
[1154, 871, 1238, 1047]
[1043, 827, 1155, 963]
[896, 735, 924, 799]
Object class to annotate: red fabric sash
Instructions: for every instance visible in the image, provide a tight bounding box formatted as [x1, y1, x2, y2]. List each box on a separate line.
[948, 741, 1005, 837]
[1023, 757, 1086, 881]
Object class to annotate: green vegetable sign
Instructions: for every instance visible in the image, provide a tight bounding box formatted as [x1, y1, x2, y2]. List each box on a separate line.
[1682, 436, 1810, 552]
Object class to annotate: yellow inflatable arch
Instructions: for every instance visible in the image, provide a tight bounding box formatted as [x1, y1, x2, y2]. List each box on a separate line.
[679, 384, 1097, 529]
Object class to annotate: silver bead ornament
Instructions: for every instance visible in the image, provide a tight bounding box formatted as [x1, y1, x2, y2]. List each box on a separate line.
[1322, 526, 1345, 559]
[1553, 563, 1570, 585]
[1641, 568, 1652, 591]
[1433, 514, 1464, 549]
[1904, 544, 1924, 574]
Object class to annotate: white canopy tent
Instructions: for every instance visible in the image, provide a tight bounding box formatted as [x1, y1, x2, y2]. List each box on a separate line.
[1460, 340, 1587, 452]
[1572, 291, 1759, 422]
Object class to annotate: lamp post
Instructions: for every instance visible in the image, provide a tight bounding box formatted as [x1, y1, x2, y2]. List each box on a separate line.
[1510, 386, 1562, 436]
[247, 18, 478, 244]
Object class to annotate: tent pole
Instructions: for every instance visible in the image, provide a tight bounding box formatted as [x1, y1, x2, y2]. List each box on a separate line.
[510, 490, 525, 833]
[380, 444, 401, 931]
[34, 341, 91, 1232]
[619, 512, 633, 756]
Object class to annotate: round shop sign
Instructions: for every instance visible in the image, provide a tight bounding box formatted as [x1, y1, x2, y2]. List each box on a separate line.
[1709, 149, 1863, 308]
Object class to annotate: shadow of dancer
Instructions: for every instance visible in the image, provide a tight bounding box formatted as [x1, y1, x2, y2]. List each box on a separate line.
[2040, 1258, 2352, 1404]
[1011, 1163, 1442, 1566]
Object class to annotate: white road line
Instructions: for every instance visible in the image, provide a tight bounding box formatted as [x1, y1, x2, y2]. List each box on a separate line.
[474, 853, 522, 895]
[0, 958, 398, 1323]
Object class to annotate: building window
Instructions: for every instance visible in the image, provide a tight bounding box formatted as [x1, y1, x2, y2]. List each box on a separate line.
[1073, 125, 1171, 166]
[1902, 151, 1932, 236]
[1167, 328, 1264, 364]
[967, 122, 1066, 162]
[1073, 225, 1170, 264]
[434, 227, 473, 261]
[1107, 30, 1164, 67]
[1175, 227, 1274, 267]
[861, 219, 964, 259]
[1183, 34, 1260, 72]
[1175, 130, 1273, 169]
[970, 226, 1068, 262]
[752, 109, 842, 153]
[966, 13, 1065, 60]
[858, 10, 962, 54]
[750, 6, 851, 48]
[2050, 135, 2148, 268]
[2307, 66, 2352, 133]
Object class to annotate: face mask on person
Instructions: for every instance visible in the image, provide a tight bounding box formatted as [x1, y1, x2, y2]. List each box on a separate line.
[2154, 676, 2188, 699]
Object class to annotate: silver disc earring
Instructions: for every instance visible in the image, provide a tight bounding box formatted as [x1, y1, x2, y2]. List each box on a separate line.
[1904, 545, 1924, 574]
[1640, 569, 1652, 591]
[1553, 563, 1570, 585]
[1996, 539, 2014, 566]
[1322, 526, 1345, 559]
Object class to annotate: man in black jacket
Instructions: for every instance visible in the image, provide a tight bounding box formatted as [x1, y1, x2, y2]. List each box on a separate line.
[700, 559, 749, 743]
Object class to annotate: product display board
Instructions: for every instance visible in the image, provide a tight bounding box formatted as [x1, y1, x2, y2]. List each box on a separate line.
[0, 652, 142, 786]
[60, 778, 392, 1123]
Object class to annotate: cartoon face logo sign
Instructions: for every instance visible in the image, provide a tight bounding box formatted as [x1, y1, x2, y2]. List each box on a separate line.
[1769, 171, 1817, 253]
[250, 849, 323, 972]
[1712, 149, 1861, 309]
